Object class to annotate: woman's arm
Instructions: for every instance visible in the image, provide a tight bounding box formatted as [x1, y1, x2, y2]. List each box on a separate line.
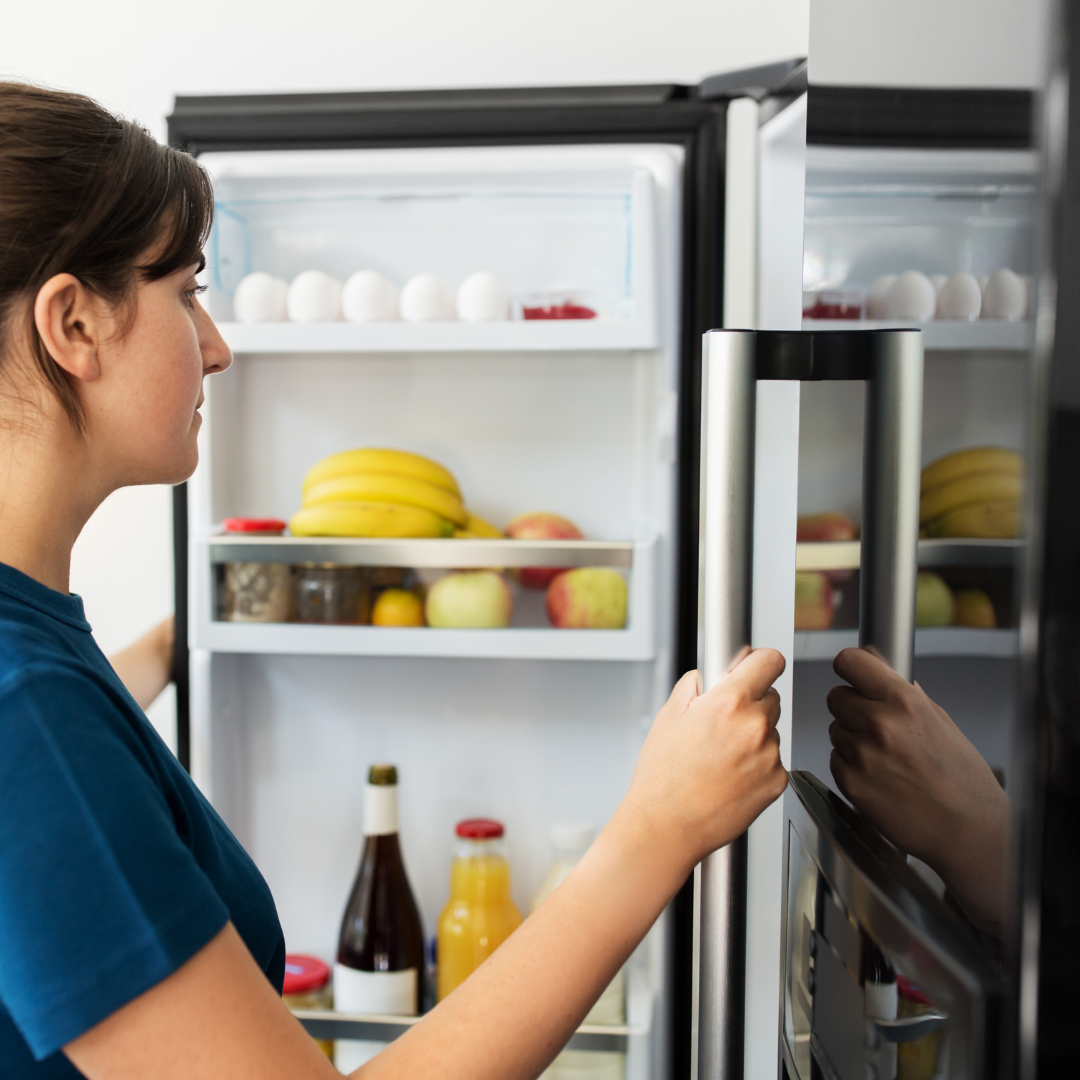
[66, 650, 787, 1080]
[108, 616, 174, 710]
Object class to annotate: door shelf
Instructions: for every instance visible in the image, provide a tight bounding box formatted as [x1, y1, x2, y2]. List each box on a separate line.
[295, 965, 653, 1057]
[208, 534, 635, 569]
[218, 320, 658, 354]
[801, 319, 1032, 352]
[795, 538, 1023, 572]
[794, 627, 1019, 661]
[191, 537, 657, 661]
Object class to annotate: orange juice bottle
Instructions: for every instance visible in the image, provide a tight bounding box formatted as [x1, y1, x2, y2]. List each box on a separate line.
[436, 819, 523, 1000]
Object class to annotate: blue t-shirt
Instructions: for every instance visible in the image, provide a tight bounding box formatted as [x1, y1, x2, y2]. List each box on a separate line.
[0, 562, 285, 1077]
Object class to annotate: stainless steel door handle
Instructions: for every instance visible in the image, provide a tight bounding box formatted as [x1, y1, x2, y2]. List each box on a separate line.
[694, 329, 923, 1080]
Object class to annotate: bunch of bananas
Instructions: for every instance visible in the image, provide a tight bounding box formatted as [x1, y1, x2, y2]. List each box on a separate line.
[290, 448, 502, 539]
[920, 447, 1023, 539]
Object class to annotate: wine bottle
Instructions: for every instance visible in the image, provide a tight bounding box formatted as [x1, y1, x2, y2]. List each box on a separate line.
[334, 764, 424, 1071]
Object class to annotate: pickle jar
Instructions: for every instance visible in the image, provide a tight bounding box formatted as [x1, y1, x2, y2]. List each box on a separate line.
[295, 564, 371, 624]
[221, 518, 292, 623]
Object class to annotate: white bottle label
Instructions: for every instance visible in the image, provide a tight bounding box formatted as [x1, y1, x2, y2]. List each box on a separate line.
[334, 965, 417, 1074]
[363, 784, 399, 836]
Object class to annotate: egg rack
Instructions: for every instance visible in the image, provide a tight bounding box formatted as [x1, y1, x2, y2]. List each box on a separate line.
[800, 319, 1033, 352]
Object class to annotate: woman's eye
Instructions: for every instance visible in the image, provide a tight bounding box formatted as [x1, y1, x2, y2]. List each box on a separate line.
[184, 285, 209, 308]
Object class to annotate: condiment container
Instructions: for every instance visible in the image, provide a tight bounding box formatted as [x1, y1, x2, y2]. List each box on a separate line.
[897, 977, 942, 1080]
[436, 819, 522, 1001]
[295, 564, 371, 624]
[281, 953, 334, 1060]
[221, 518, 292, 623]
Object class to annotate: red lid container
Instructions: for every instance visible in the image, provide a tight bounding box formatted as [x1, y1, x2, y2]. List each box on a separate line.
[897, 976, 934, 1005]
[223, 517, 287, 535]
[456, 818, 505, 839]
[282, 954, 330, 995]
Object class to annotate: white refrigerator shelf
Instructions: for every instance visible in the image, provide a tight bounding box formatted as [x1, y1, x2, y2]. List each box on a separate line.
[801, 319, 1033, 352]
[294, 966, 654, 1066]
[191, 537, 658, 662]
[217, 318, 659, 354]
[795, 538, 1024, 572]
[794, 627, 1019, 661]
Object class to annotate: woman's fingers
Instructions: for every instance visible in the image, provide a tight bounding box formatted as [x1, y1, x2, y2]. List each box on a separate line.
[825, 684, 880, 729]
[832, 646, 903, 700]
[723, 647, 786, 699]
[761, 687, 782, 728]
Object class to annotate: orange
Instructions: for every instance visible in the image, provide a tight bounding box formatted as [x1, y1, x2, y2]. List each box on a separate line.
[371, 588, 425, 627]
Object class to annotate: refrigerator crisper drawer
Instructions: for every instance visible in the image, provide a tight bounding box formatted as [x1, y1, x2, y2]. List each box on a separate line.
[199, 145, 678, 351]
[781, 772, 1001, 1080]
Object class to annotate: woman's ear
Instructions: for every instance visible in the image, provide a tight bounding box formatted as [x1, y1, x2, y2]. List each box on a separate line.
[33, 274, 107, 383]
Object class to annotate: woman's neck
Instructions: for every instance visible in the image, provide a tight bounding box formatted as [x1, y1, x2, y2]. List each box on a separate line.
[0, 395, 107, 595]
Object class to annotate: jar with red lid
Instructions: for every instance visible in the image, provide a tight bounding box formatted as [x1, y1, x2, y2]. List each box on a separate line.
[220, 519, 292, 623]
[436, 818, 522, 1001]
[281, 953, 334, 1060]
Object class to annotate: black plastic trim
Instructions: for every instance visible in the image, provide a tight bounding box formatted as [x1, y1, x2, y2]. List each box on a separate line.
[172, 483, 190, 773]
[806, 85, 1034, 149]
[698, 58, 807, 103]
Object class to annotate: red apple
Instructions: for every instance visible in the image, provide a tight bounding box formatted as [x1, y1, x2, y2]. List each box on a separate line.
[546, 568, 628, 629]
[794, 571, 835, 631]
[796, 512, 855, 542]
[506, 512, 584, 589]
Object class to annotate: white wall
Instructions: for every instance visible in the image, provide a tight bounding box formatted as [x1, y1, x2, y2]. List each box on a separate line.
[3, 0, 809, 752]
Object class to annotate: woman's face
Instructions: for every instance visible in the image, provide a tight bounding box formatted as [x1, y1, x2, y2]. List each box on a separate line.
[85, 262, 231, 488]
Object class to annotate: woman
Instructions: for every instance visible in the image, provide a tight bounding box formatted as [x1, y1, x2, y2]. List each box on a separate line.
[0, 82, 787, 1080]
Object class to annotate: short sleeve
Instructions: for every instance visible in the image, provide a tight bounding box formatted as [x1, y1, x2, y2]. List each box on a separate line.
[0, 663, 229, 1059]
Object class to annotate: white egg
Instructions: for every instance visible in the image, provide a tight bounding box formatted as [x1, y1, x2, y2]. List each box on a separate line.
[456, 271, 509, 322]
[981, 268, 1026, 321]
[287, 271, 343, 322]
[885, 271, 936, 321]
[930, 273, 949, 295]
[342, 271, 400, 322]
[865, 275, 897, 319]
[233, 272, 288, 323]
[935, 273, 982, 320]
[400, 273, 456, 322]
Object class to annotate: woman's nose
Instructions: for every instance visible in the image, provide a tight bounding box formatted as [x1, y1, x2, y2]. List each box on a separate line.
[197, 300, 233, 374]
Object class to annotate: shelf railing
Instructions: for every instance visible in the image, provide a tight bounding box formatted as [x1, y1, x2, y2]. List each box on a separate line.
[795, 538, 1023, 572]
[208, 534, 636, 569]
[292, 1010, 630, 1052]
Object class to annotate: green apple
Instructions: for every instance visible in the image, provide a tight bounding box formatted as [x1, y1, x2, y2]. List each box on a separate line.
[915, 572, 955, 627]
[794, 571, 835, 630]
[546, 568, 628, 629]
[425, 571, 512, 628]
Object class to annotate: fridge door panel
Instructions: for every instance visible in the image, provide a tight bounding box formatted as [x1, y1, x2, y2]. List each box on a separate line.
[781, 771, 1001, 1080]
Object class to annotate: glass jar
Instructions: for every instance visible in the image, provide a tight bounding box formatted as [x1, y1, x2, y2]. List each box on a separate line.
[220, 518, 292, 623]
[436, 819, 522, 1001]
[295, 564, 371, 624]
[282, 953, 334, 1061]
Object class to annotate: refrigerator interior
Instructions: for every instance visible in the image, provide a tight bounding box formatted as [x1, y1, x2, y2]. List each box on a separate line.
[792, 145, 1037, 806]
[188, 144, 686, 1077]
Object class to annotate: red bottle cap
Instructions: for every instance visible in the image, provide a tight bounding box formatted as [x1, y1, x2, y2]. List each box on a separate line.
[223, 517, 288, 534]
[896, 976, 934, 1005]
[282, 954, 330, 995]
[456, 818, 505, 839]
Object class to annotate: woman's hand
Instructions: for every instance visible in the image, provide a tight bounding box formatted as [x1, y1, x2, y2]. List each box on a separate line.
[108, 616, 175, 710]
[827, 647, 1008, 938]
[619, 648, 788, 873]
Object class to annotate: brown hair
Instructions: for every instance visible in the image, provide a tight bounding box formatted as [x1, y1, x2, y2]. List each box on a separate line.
[0, 82, 214, 432]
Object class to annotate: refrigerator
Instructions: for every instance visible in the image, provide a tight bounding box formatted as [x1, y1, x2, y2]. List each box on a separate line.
[167, 72, 1042, 1079]
[166, 61, 809, 1080]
